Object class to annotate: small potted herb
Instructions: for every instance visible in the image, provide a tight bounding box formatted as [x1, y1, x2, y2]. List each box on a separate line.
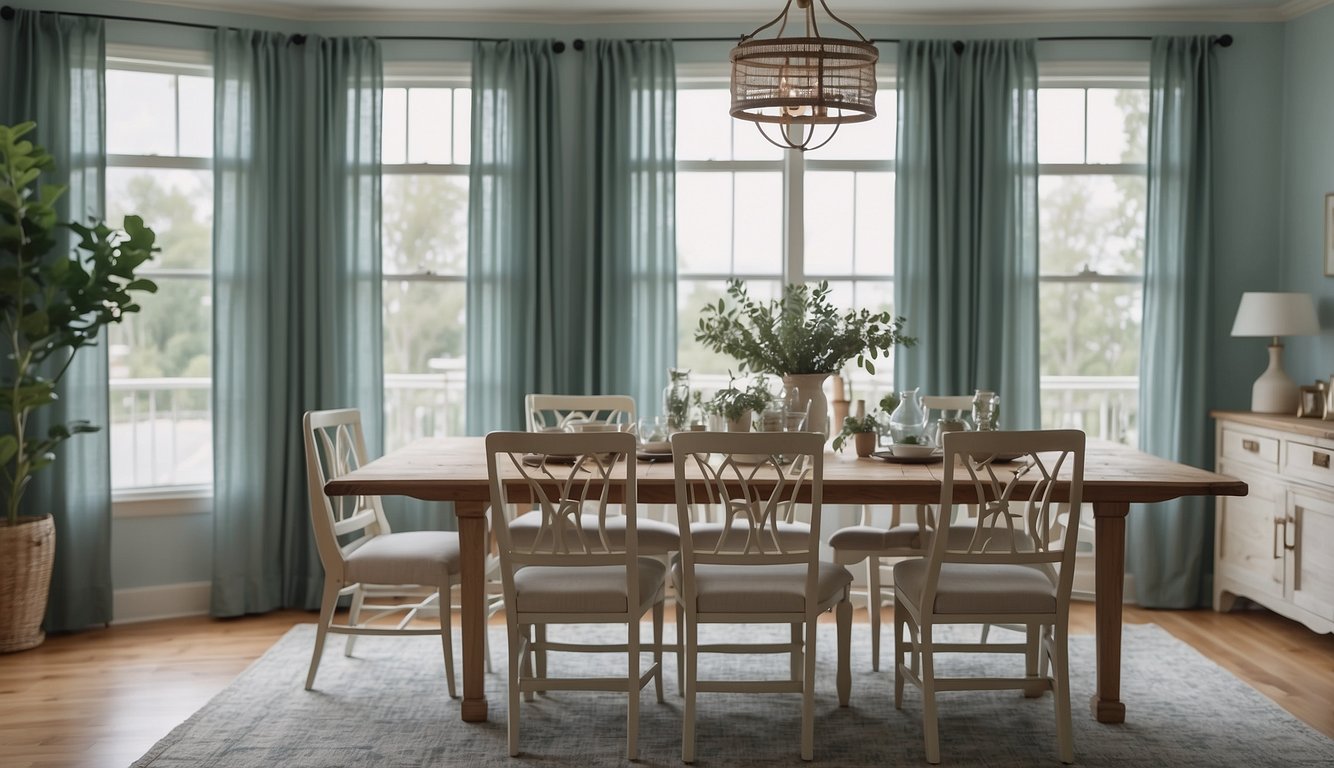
[709, 375, 773, 432]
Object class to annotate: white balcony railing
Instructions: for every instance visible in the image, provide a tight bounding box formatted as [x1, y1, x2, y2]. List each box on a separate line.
[108, 370, 1138, 491]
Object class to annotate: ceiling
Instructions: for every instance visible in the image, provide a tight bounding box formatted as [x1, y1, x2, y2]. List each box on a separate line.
[131, 0, 1325, 24]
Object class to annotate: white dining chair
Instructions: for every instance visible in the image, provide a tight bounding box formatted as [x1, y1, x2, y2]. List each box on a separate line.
[893, 429, 1085, 765]
[671, 430, 853, 763]
[524, 393, 637, 432]
[301, 408, 461, 696]
[486, 430, 667, 759]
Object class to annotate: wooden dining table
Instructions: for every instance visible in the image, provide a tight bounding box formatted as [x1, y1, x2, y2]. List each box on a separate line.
[324, 436, 1246, 725]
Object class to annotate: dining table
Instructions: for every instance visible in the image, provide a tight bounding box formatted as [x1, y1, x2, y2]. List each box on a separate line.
[324, 436, 1247, 725]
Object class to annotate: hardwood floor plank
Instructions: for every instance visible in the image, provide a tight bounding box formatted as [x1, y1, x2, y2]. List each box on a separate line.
[0, 604, 1330, 767]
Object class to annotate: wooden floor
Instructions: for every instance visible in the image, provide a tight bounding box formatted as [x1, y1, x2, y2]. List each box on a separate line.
[1, 603, 1331, 768]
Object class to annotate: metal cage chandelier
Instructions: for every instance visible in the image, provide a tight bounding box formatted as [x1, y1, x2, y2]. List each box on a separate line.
[730, 0, 878, 152]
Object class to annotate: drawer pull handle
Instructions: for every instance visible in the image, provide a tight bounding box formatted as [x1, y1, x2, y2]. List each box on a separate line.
[1313, 452, 1330, 469]
[1241, 439, 1260, 453]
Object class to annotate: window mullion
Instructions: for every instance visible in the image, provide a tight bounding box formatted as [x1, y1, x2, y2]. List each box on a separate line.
[784, 146, 804, 285]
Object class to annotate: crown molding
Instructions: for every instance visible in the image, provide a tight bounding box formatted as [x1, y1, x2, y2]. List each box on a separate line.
[108, 1, 1334, 27]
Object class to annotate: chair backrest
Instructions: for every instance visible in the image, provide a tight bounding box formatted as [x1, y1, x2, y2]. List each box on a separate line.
[524, 394, 637, 433]
[302, 409, 392, 577]
[671, 430, 824, 582]
[927, 429, 1085, 607]
[485, 431, 642, 609]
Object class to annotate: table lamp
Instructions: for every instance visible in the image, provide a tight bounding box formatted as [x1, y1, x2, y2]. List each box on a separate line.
[1230, 292, 1320, 413]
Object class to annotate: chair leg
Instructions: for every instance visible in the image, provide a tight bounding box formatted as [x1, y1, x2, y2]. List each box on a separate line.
[867, 557, 882, 671]
[801, 616, 817, 761]
[1038, 622, 1052, 681]
[790, 623, 803, 682]
[306, 580, 342, 691]
[343, 585, 365, 657]
[507, 621, 523, 757]
[682, 614, 698, 764]
[921, 623, 941, 765]
[627, 616, 641, 761]
[534, 623, 547, 693]
[652, 599, 665, 704]
[1053, 621, 1074, 764]
[1023, 623, 1043, 699]
[522, 625, 536, 703]
[893, 608, 907, 709]
[440, 583, 458, 699]
[675, 599, 685, 697]
[837, 596, 852, 707]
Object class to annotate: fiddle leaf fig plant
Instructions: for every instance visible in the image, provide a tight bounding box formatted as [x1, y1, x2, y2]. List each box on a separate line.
[0, 122, 159, 525]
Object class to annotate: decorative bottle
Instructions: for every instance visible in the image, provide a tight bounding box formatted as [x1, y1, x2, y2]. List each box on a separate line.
[663, 368, 693, 432]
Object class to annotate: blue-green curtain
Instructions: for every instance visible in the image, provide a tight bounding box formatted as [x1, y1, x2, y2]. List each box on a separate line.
[893, 40, 1040, 429]
[1129, 36, 1218, 608]
[0, 9, 110, 632]
[467, 40, 566, 433]
[211, 30, 382, 616]
[583, 40, 677, 419]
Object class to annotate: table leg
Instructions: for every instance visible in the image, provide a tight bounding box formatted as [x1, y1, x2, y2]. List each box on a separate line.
[1090, 502, 1128, 724]
[456, 501, 489, 723]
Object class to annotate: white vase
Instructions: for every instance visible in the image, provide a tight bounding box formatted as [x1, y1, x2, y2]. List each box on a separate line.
[782, 372, 832, 439]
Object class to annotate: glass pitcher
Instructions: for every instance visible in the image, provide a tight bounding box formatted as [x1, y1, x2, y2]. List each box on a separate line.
[888, 387, 929, 445]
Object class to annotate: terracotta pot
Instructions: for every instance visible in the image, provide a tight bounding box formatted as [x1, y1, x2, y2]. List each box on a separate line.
[0, 515, 55, 653]
[727, 412, 753, 432]
[854, 431, 878, 457]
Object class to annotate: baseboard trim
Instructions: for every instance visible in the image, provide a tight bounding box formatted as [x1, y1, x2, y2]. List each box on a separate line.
[113, 581, 212, 624]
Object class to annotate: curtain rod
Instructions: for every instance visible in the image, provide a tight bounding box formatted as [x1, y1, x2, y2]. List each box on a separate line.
[0, 7, 1233, 51]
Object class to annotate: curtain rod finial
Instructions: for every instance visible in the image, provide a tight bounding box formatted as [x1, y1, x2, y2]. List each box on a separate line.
[1216, 34, 1233, 48]
[952, 40, 964, 54]
[573, 38, 585, 51]
[553, 40, 566, 53]
[1, 6, 15, 21]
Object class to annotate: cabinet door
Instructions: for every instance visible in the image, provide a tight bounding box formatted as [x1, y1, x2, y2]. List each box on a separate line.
[1217, 462, 1284, 599]
[1288, 490, 1334, 621]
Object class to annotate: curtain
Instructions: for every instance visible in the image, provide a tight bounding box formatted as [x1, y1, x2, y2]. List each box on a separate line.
[467, 40, 566, 433]
[583, 40, 677, 420]
[212, 30, 382, 616]
[0, 9, 110, 632]
[1128, 36, 1218, 608]
[893, 40, 1040, 429]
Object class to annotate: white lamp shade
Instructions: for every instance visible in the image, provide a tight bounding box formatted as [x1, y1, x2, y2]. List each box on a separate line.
[1231, 292, 1319, 337]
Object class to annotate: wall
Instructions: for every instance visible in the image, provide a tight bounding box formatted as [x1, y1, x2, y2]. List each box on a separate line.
[1280, 3, 1334, 386]
[16, 0, 1294, 619]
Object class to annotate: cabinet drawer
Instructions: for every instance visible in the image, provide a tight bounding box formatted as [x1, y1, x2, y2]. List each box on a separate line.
[1220, 427, 1279, 470]
[1283, 440, 1334, 486]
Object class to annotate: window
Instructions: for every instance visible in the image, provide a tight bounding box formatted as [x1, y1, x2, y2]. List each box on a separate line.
[106, 48, 214, 492]
[381, 65, 470, 451]
[675, 68, 897, 404]
[1037, 75, 1148, 442]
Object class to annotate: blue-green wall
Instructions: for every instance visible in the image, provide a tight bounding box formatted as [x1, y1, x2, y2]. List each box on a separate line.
[1280, 4, 1334, 386]
[20, 0, 1306, 612]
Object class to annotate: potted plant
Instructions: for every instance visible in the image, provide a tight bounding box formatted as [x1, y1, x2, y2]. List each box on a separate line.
[0, 122, 158, 651]
[694, 279, 915, 437]
[708, 374, 773, 432]
[832, 411, 882, 457]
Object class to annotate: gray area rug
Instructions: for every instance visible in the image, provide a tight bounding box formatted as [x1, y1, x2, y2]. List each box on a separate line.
[134, 622, 1334, 767]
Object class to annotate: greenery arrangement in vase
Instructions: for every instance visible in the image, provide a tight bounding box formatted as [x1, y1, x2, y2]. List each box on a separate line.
[0, 122, 159, 651]
[706, 374, 773, 431]
[694, 280, 915, 438]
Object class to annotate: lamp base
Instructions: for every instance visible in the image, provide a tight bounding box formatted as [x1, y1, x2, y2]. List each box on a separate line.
[1251, 343, 1298, 414]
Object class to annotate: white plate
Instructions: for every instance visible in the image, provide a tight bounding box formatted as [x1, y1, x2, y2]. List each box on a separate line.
[871, 450, 943, 465]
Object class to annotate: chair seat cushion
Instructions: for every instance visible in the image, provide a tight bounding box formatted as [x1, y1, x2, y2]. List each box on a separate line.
[893, 558, 1056, 615]
[509, 510, 680, 555]
[689, 520, 812, 553]
[513, 558, 668, 614]
[673, 561, 853, 614]
[343, 531, 461, 586]
[829, 524, 926, 553]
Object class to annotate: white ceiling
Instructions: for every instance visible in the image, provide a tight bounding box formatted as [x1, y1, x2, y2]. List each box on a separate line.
[130, 0, 1329, 24]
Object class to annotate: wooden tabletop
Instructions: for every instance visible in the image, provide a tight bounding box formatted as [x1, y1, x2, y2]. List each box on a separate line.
[325, 436, 1248, 506]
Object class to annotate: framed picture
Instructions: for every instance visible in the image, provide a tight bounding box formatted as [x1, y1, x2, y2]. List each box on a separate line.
[1326, 193, 1334, 276]
[1299, 385, 1325, 418]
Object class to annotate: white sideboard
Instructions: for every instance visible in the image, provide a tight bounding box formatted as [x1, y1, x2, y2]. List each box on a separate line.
[1213, 411, 1334, 634]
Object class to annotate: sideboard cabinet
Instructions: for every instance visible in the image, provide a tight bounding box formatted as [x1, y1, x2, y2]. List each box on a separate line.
[1213, 412, 1334, 634]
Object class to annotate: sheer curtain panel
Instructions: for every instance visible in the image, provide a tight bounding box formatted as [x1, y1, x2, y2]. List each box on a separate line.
[1129, 36, 1218, 608]
[893, 40, 1040, 429]
[582, 40, 677, 419]
[0, 8, 110, 632]
[212, 31, 383, 616]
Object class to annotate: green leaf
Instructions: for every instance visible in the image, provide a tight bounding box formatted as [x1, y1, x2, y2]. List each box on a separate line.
[0, 435, 17, 466]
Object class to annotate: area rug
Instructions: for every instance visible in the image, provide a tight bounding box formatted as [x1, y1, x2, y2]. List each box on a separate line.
[134, 622, 1334, 767]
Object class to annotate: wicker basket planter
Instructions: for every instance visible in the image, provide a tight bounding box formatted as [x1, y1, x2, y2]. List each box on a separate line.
[0, 515, 55, 653]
